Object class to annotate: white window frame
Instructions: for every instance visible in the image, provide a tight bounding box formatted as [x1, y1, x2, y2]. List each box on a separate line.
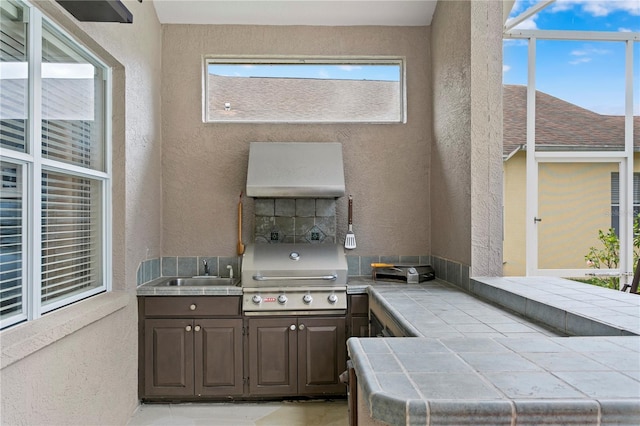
[0, 1, 112, 329]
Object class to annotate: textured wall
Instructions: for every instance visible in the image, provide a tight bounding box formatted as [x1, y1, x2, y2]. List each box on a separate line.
[430, 0, 472, 266]
[429, 0, 503, 276]
[161, 25, 431, 257]
[469, 0, 504, 276]
[0, 0, 162, 424]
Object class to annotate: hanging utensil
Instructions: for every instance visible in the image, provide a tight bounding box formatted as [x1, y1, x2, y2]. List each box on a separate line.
[237, 191, 245, 255]
[345, 195, 356, 250]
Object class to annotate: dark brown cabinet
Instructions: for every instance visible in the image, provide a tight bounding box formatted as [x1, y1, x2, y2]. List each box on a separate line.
[139, 297, 243, 399]
[248, 316, 346, 397]
[348, 294, 369, 338]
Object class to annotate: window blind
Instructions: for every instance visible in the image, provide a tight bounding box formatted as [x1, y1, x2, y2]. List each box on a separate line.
[611, 173, 640, 205]
[41, 22, 104, 171]
[1, 1, 109, 329]
[0, 0, 27, 153]
[0, 162, 23, 320]
[41, 171, 102, 306]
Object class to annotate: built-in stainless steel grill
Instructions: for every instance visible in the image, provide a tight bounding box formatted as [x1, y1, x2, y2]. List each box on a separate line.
[241, 243, 348, 315]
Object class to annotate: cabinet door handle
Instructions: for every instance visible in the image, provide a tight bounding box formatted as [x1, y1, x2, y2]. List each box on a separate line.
[185, 325, 192, 332]
[289, 324, 296, 331]
[194, 325, 201, 332]
[189, 304, 197, 311]
[299, 324, 305, 330]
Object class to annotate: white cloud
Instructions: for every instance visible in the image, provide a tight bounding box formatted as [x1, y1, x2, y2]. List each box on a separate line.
[338, 65, 362, 72]
[619, 27, 632, 32]
[551, 0, 640, 17]
[569, 57, 592, 65]
[503, 64, 512, 73]
[568, 45, 611, 65]
[513, 17, 539, 30]
[571, 47, 611, 56]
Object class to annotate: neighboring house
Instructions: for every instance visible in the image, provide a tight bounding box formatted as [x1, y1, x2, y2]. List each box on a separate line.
[503, 84, 640, 276]
[208, 74, 400, 122]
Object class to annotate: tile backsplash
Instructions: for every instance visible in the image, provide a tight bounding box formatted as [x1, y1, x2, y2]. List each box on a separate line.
[136, 253, 468, 288]
[253, 198, 336, 243]
[137, 256, 242, 286]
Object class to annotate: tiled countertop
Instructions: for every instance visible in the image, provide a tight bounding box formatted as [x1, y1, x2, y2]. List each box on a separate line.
[347, 277, 640, 425]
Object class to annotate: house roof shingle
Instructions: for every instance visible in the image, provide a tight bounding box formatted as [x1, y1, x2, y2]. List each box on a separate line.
[503, 84, 639, 157]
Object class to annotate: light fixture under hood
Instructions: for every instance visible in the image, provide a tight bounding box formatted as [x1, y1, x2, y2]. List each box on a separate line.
[246, 142, 345, 198]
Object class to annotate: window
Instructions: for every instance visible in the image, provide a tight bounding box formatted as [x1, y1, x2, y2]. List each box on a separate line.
[0, 0, 110, 329]
[203, 57, 405, 123]
[611, 172, 640, 235]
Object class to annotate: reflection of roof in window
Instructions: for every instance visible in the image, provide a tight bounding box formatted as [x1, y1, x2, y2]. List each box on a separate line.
[208, 74, 400, 121]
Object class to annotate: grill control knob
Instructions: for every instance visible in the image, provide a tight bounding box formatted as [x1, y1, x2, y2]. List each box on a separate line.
[302, 294, 313, 304]
[252, 295, 262, 304]
[278, 294, 288, 304]
[328, 294, 338, 304]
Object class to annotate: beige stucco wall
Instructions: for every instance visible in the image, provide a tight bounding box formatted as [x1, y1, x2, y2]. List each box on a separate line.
[503, 151, 526, 275]
[469, 0, 504, 276]
[161, 25, 431, 257]
[0, 0, 162, 424]
[430, 0, 472, 267]
[430, 0, 503, 275]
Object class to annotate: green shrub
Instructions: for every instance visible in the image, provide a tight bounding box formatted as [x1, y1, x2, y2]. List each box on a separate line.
[584, 213, 640, 289]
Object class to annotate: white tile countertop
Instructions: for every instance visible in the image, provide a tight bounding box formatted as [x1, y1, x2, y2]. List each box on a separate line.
[346, 277, 640, 426]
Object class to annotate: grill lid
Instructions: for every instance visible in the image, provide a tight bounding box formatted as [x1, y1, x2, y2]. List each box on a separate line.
[246, 142, 345, 198]
[241, 243, 348, 286]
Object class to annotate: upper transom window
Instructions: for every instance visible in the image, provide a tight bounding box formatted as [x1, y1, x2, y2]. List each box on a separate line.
[203, 57, 406, 124]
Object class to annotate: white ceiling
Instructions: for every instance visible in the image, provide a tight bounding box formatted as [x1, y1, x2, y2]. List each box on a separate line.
[152, 0, 439, 26]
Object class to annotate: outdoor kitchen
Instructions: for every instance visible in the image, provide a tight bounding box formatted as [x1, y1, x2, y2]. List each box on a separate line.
[135, 142, 640, 424]
[2, 1, 639, 426]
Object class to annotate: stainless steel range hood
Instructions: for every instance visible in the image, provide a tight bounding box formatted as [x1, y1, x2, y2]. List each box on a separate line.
[246, 142, 345, 198]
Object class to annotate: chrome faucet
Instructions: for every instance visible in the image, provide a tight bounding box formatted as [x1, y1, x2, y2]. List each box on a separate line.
[202, 259, 210, 276]
[226, 264, 234, 279]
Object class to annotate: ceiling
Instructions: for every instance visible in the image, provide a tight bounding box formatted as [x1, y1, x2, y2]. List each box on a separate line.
[152, 0, 439, 26]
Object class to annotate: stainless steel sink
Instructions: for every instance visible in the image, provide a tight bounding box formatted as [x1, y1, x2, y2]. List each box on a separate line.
[153, 276, 241, 287]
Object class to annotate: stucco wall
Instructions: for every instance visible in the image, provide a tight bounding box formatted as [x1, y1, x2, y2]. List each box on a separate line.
[503, 151, 527, 275]
[430, 0, 503, 275]
[430, 0, 472, 266]
[469, 0, 504, 276]
[0, 1, 162, 424]
[161, 25, 431, 257]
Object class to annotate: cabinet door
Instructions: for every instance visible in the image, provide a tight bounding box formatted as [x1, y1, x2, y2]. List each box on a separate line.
[144, 318, 194, 397]
[350, 316, 370, 338]
[195, 319, 244, 396]
[298, 317, 347, 395]
[248, 317, 297, 396]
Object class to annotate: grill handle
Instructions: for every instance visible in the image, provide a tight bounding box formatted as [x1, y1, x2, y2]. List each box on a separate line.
[252, 274, 337, 281]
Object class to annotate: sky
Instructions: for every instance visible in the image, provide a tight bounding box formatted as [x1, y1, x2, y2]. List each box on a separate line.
[208, 63, 400, 82]
[503, 0, 640, 115]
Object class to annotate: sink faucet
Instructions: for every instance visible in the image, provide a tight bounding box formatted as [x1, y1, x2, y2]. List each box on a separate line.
[226, 264, 234, 279]
[202, 259, 210, 276]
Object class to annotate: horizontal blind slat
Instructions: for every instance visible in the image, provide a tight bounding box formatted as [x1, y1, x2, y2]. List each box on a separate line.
[41, 170, 102, 304]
